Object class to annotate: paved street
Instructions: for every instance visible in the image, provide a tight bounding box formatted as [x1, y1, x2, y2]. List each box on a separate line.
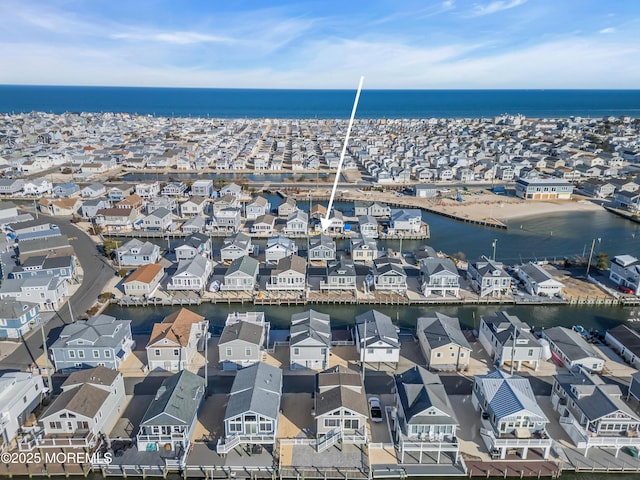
[0, 213, 117, 373]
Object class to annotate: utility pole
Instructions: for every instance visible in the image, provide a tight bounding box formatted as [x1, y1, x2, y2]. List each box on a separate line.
[204, 322, 208, 390]
[586, 238, 596, 278]
[361, 319, 367, 383]
[510, 327, 517, 375]
[40, 320, 52, 392]
[492, 239, 498, 261]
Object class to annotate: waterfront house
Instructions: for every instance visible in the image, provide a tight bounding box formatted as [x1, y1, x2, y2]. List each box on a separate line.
[472, 370, 552, 460]
[0, 372, 46, 446]
[542, 327, 604, 372]
[11, 254, 75, 281]
[373, 257, 407, 291]
[116, 239, 161, 266]
[290, 309, 331, 370]
[314, 365, 368, 452]
[309, 204, 327, 221]
[38, 198, 81, 216]
[609, 254, 640, 294]
[350, 235, 378, 263]
[278, 197, 297, 217]
[179, 196, 207, 217]
[322, 257, 357, 291]
[220, 183, 242, 198]
[581, 179, 616, 198]
[181, 216, 206, 234]
[0, 277, 68, 312]
[161, 181, 187, 197]
[354, 201, 391, 217]
[516, 263, 565, 296]
[175, 232, 212, 261]
[515, 178, 573, 200]
[0, 299, 39, 339]
[222, 255, 259, 291]
[218, 312, 269, 370]
[209, 207, 241, 233]
[147, 196, 177, 214]
[23, 178, 52, 196]
[81, 182, 106, 198]
[217, 362, 282, 454]
[81, 198, 110, 218]
[308, 234, 337, 262]
[123, 263, 164, 298]
[220, 232, 253, 263]
[246, 196, 271, 220]
[107, 186, 131, 201]
[213, 194, 240, 212]
[141, 207, 173, 232]
[136, 370, 205, 458]
[52, 182, 79, 198]
[167, 255, 212, 293]
[478, 311, 542, 371]
[50, 314, 134, 372]
[267, 255, 306, 291]
[414, 184, 438, 198]
[357, 215, 379, 238]
[135, 182, 161, 199]
[552, 369, 640, 457]
[190, 179, 214, 198]
[393, 366, 460, 464]
[94, 207, 138, 232]
[265, 235, 297, 264]
[390, 209, 422, 234]
[41, 366, 125, 440]
[354, 309, 400, 366]
[416, 313, 471, 371]
[0, 179, 24, 196]
[6, 220, 60, 242]
[419, 255, 460, 298]
[605, 325, 640, 369]
[284, 209, 308, 235]
[251, 214, 276, 235]
[467, 255, 512, 297]
[146, 308, 209, 372]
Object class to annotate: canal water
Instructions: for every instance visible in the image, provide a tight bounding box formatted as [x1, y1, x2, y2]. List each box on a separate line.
[104, 208, 640, 335]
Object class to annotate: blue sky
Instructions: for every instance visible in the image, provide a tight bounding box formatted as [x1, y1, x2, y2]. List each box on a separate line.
[1, 0, 639, 88]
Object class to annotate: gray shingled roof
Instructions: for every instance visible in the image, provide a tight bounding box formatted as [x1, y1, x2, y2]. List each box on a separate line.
[290, 309, 331, 347]
[355, 310, 399, 348]
[226, 255, 259, 277]
[219, 320, 264, 346]
[482, 311, 540, 348]
[395, 366, 458, 426]
[52, 315, 131, 349]
[225, 362, 282, 420]
[0, 298, 38, 319]
[543, 327, 602, 363]
[418, 313, 470, 350]
[141, 370, 205, 426]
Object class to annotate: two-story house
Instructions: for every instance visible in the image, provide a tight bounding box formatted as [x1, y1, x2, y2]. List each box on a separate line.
[265, 235, 298, 264]
[116, 239, 161, 266]
[175, 233, 212, 261]
[0, 373, 46, 446]
[308, 235, 336, 262]
[419, 255, 460, 298]
[290, 310, 331, 370]
[354, 310, 400, 366]
[467, 255, 512, 297]
[267, 255, 306, 291]
[123, 263, 164, 298]
[218, 312, 269, 370]
[0, 299, 40, 339]
[322, 257, 357, 291]
[416, 313, 471, 371]
[609, 255, 640, 295]
[220, 232, 253, 263]
[167, 255, 212, 293]
[222, 256, 260, 292]
[373, 257, 407, 291]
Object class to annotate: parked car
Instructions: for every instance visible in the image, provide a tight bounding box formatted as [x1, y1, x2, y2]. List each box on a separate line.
[368, 397, 383, 423]
[619, 285, 634, 294]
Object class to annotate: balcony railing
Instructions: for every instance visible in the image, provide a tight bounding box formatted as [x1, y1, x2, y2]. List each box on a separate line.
[136, 432, 187, 444]
[480, 428, 552, 448]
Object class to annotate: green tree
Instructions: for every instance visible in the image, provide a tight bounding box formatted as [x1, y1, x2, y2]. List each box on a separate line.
[596, 252, 609, 271]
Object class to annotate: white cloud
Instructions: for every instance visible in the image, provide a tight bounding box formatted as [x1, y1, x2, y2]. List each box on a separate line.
[111, 31, 235, 45]
[599, 27, 616, 34]
[470, 0, 527, 17]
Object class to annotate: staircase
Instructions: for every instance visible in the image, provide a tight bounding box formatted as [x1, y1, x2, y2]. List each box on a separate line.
[316, 429, 342, 453]
[216, 435, 241, 454]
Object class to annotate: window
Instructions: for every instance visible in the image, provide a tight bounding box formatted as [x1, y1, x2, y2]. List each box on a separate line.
[105, 350, 111, 358]
[77, 350, 85, 358]
[69, 351, 76, 358]
[245, 347, 252, 357]
[49, 421, 61, 429]
[293, 347, 300, 356]
[460, 352, 465, 357]
[226, 347, 232, 357]
[324, 418, 339, 428]
[528, 349, 534, 357]
[436, 352, 442, 358]
[155, 349, 161, 356]
[344, 419, 359, 429]
[23, 395, 27, 404]
[93, 350, 99, 358]
[173, 349, 180, 357]
[386, 349, 393, 354]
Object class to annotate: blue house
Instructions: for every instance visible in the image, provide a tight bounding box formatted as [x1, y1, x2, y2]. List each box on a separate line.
[0, 299, 40, 339]
[52, 182, 80, 198]
[10, 255, 76, 281]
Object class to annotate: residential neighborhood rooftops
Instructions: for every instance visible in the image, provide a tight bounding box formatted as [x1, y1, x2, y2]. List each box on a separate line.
[225, 362, 282, 420]
[140, 370, 205, 426]
[148, 308, 206, 348]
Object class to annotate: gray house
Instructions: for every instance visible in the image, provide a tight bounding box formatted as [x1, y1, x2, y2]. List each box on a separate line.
[419, 255, 460, 297]
[218, 312, 269, 370]
[284, 210, 308, 235]
[373, 257, 407, 291]
[290, 310, 332, 370]
[0, 373, 46, 445]
[542, 327, 605, 372]
[478, 311, 542, 371]
[394, 366, 460, 464]
[308, 234, 336, 262]
[141, 207, 173, 232]
[217, 362, 283, 454]
[467, 255, 512, 297]
[267, 255, 306, 291]
[175, 233, 212, 261]
[116, 239, 161, 266]
[136, 370, 205, 457]
[220, 232, 253, 263]
[222, 255, 259, 291]
[322, 257, 357, 290]
[354, 310, 400, 365]
[265, 235, 298, 264]
[40, 366, 125, 439]
[50, 314, 134, 372]
[167, 255, 212, 293]
[81, 198, 111, 218]
[246, 196, 271, 220]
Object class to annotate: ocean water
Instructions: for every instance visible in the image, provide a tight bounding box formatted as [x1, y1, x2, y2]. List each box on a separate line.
[0, 85, 639, 118]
